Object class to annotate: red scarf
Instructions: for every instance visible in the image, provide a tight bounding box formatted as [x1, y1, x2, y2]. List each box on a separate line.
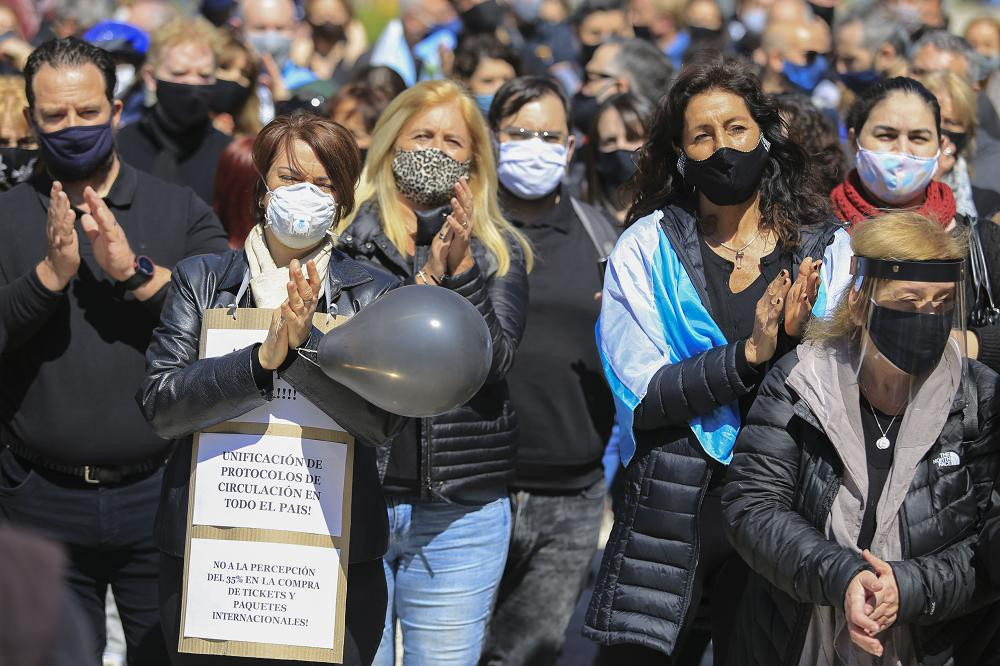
[830, 170, 957, 231]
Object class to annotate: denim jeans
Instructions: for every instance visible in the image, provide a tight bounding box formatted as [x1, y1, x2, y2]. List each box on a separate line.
[373, 496, 512, 666]
[480, 480, 605, 666]
[0, 447, 168, 665]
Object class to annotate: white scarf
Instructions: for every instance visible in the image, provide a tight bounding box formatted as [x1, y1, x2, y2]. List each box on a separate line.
[244, 225, 333, 309]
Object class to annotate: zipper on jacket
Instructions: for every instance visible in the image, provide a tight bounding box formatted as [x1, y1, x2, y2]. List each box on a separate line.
[788, 473, 842, 664]
[422, 416, 434, 501]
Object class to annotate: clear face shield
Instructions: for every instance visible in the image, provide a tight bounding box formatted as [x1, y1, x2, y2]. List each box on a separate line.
[849, 256, 967, 410]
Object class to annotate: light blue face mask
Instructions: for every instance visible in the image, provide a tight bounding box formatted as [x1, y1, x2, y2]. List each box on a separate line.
[474, 93, 495, 116]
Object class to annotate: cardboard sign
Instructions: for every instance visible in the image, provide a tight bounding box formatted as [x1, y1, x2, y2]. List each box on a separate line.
[179, 309, 353, 663]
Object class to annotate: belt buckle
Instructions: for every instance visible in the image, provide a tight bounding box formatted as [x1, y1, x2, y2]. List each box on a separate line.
[83, 466, 101, 484]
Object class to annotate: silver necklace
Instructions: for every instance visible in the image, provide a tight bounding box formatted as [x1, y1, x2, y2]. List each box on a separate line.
[712, 229, 762, 270]
[866, 400, 899, 450]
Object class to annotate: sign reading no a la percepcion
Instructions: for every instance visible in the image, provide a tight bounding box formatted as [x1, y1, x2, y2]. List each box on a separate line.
[184, 538, 340, 649]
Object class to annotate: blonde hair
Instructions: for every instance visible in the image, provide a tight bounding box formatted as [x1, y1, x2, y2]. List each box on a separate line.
[916, 70, 978, 141]
[806, 212, 967, 345]
[0, 75, 28, 132]
[339, 80, 533, 275]
[147, 16, 224, 70]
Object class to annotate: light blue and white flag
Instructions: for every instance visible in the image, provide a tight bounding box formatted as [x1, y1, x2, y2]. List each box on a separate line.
[597, 211, 846, 466]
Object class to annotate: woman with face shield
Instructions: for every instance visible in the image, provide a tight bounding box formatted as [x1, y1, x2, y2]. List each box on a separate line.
[584, 56, 847, 664]
[830, 77, 1000, 377]
[722, 212, 1000, 665]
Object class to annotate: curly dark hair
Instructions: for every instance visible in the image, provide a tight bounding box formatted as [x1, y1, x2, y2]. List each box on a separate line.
[626, 55, 831, 249]
[775, 93, 846, 197]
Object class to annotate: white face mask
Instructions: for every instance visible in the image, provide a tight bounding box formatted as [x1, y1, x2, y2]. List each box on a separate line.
[115, 64, 136, 98]
[497, 138, 568, 200]
[264, 181, 339, 249]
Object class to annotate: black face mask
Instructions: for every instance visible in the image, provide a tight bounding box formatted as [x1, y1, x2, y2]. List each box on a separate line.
[210, 78, 253, 115]
[156, 79, 214, 130]
[571, 91, 599, 133]
[807, 1, 835, 26]
[868, 303, 953, 376]
[632, 24, 652, 41]
[0, 146, 37, 188]
[595, 148, 638, 189]
[580, 42, 600, 67]
[689, 26, 723, 45]
[310, 20, 346, 45]
[679, 137, 770, 206]
[941, 129, 969, 156]
[460, 0, 504, 34]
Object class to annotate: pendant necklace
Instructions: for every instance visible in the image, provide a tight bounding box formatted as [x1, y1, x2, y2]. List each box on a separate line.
[866, 400, 899, 450]
[714, 229, 762, 270]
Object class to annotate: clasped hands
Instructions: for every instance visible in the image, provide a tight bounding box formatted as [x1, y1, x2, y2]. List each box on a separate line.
[844, 549, 900, 658]
[744, 257, 823, 365]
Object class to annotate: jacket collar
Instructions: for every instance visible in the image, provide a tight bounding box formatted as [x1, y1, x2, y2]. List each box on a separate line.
[786, 339, 964, 556]
[338, 200, 411, 273]
[216, 245, 375, 297]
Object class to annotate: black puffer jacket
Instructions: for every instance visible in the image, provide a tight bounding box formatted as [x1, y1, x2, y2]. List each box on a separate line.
[337, 201, 528, 500]
[723, 349, 1000, 666]
[138, 248, 406, 563]
[582, 205, 841, 654]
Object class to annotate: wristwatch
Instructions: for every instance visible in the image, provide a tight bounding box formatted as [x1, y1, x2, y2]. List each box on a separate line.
[116, 255, 155, 291]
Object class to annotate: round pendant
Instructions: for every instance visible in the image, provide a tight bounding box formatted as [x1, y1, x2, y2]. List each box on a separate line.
[876, 436, 891, 450]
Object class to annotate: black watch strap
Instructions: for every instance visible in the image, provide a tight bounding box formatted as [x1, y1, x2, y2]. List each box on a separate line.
[116, 256, 155, 291]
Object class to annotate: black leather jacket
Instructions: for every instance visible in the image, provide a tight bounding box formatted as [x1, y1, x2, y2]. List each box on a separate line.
[337, 201, 528, 501]
[138, 247, 406, 563]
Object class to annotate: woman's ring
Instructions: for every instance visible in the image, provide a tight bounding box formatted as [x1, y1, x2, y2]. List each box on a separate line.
[439, 231, 448, 240]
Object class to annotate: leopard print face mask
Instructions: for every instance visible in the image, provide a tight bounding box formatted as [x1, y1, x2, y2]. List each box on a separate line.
[391, 147, 471, 207]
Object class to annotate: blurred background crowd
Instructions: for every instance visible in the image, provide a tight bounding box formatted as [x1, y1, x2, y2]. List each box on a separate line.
[0, 0, 999, 665]
[0, 0, 995, 231]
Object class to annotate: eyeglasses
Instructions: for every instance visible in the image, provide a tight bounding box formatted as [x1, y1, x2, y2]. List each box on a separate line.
[499, 127, 566, 143]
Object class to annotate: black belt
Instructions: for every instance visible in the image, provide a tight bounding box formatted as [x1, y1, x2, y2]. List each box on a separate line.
[4, 437, 165, 485]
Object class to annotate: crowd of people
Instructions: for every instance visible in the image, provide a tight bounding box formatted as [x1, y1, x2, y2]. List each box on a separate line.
[1, 0, 1000, 665]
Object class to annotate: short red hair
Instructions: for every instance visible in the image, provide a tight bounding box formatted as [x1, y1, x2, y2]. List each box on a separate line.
[212, 135, 257, 249]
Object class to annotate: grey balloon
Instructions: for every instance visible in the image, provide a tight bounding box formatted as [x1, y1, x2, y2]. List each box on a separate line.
[316, 285, 493, 417]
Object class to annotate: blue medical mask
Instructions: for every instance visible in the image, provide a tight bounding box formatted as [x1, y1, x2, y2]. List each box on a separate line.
[839, 68, 881, 94]
[474, 93, 494, 116]
[741, 7, 767, 35]
[783, 54, 828, 93]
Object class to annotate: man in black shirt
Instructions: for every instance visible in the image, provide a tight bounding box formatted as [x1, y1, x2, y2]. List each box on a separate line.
[481, 77, 617, 666]
[0, 38, 228, 664]
[116, 16, 231, 205]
